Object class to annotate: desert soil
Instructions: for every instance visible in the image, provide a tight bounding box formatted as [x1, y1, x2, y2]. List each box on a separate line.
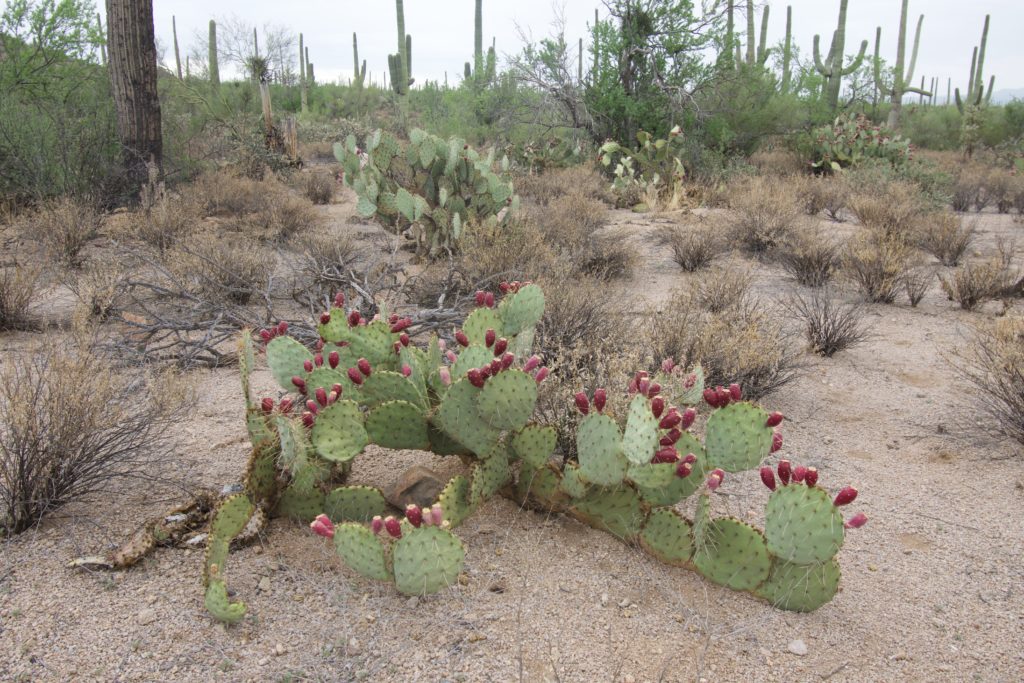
[1, 187, 1023, 682]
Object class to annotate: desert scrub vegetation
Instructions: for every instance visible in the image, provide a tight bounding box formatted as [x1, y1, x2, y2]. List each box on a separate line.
[514, 165, 608, 206]
[847, 181, 924, 242]
[904, 266, 935, 307]
[725, 175, 802, 255]
[26, 197, 101, 269]
[653, 221, 722, 272]
[954, 317, 1024, 445]
[128, 194, 200, 254]
[301, 171, 335, 205]
[0, 341, 186, 535]
[185, 170, 320, 241]
[168, 235, 275, 306]
[915, 212, 975, 266]
[786, 290, 871, 357]
[800, 175, 850, 222]
[779, 226, 841, 287]
[843, 230, 914, 304]
[939, 246, 1017, 311]
[695, 266, 751, 314]
[0, 263, 40, 330]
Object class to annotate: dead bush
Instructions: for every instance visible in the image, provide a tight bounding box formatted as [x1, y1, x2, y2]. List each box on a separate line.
[848, 182, 924, 242]
[534, 269, 630, 364]
[238, 193, 320, 242]
[515, 166, 609, 206]
[1013, 177, 1024, 215]
[648, 290, 801, 399]
[904, 266, 935, 307]
[950, 167, 984, 212]
[843, 230, 913, 303]
[186, 170, 319, 241]
[954, 317, 1024, 445]
[779, 226, 840, 287]
[785, 290, 870, 357]
[533, 189, 608, 254]
[292, 231, 363, 300]
[726, 176, 802, 255]
[0, 264, 41, 330]
[0, 342, 186, 535]
[915, 212, 974, 266]
[653, 223, 722, 272]
[30, 197, 101, 268]
[130, 195, 199, 254]
[168, 236, 275, 306]
[939, 246, 1017, 311]
[67, 261, 131, 323]
[986, 171, 1013, 214]
[801, 176, 850, 222]
[187, 170, 266, 217]
[576, 230, 638, 281]
[696, 266, 751, 313]
[302, 171, 335, 205]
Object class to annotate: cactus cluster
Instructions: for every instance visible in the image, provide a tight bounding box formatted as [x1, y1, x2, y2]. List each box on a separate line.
[333, 129, 517, 257]
[806, 113, 911, 172]
[955, 15, 994, 114]
[388, 0, 412, 95]
[170, 282, 866, 622]
[813, 0, 868, 112]
[598, 126, 686, 212]
[873, 0, 930, 130]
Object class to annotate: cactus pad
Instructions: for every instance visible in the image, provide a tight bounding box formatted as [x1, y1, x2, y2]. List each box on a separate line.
[576, 413, 627, 487]
[511, 424, 557, 468]
[451, 345, 493, 379]
[342, 320, 397, 368]
[622, 395, 659, 466]
[640, 508, 694, 565]
[210, 494, 255, 540]
[311, 400, 369, 463]
[693, 518, 771, 591]
[462, 307, 503, 345]
[432, 378, 501, 456]
[636, 433, 706, 506]
[476, 369, 537, 431]
[437, 475, 472, 527]
[272, 484, 326, 521]
[559, 462, 589, 498]
[324, 486, 388, 522]
[334, 523, 391, 581]
[470, 450, 511, 504]
[365, 400, 430, 450]
[243, 444, 278, 503]
[392, 526, 466, 595]
[499, 284, 544, 336]
[627, 462, 677, 489]
[704, 402, 773, 472]
[205, 577, 246, 623]
[516, 464, 565, 509]
[266, 336, 313, 391]
[570, 487, 645, 541]
[246, 408, 275, 450]
[764, 485, 844, 565]
[315, 307, 348, 343]
[757, 558, 841, 612]
[359, 371, 423, 408]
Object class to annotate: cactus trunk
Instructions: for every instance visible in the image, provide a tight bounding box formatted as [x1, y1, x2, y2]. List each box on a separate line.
[780, 6, 792, 92]
[814, 0, 868, 111]
[208, 20, 219, 92]
[299, 33, 307, 112]
[172, 16, 182, 79]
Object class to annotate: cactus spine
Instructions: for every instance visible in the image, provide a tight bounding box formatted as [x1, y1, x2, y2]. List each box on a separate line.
[208, 20, 219, 91]
[172, 16, 182, 79]
[873, 0, 929, 129]
[955, 15, 993, 113]
[388, 0, 411, 95]
[813, 0, 868, 111]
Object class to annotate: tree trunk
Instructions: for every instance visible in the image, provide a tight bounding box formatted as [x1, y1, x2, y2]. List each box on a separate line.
[106, 0, 162, 192]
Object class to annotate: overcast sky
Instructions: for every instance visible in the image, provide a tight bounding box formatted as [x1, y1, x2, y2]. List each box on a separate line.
[150, 1, 1022, 93]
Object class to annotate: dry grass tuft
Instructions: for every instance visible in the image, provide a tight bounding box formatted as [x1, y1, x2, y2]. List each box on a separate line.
[785, 289, 871, 357]
[779, 226, 841, 287]
[168, 235, 275, 306]
[915, 212, 974, 266]
[847, 181, 924, 242]
[801, 175, 850, 222]
[185, 170, 320, 241]
[130, 195, 199, 254]
[726, 176, 802, 255]
[904, 265, 935, 307]
[843, 230, 914, 304]
[696, 266, 751, 313]
[292, 231, 363, 301]
[515, 166, 609, 206]
[67, 261, 131, 323]
[30, 197, 101, 268]
[653, 222, 722, 272]
[0, 264, 41, 330]
[954, 317, 1024, 445]
[939, 244, 1017, 311]
[302, 171, 335, 205]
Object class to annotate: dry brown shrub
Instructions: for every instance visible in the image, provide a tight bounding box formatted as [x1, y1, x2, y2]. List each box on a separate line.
[748, 149, 806, 175]
[985, 171, 1014, 214]
[915, 212, 974, 266]
[187, 170, 266, 216]
[302, 171, 335, 205]
[953, 317, 1024, 445]
[647, 289, 800, 399]
[0, 264, 41, 330]
[1012, 176, 1024, 215]
[167, 235, 275, 306]
[576, 230, 638, 280]
[0, 340, 187, 535]
[801, 176, 850, 221]
[534, 269, 630, 363]
[186, 170, 319, 241]
[67, 261, 131, 323]
[653, 222, 722, 272]
[696, 266, 751, 313]
[293, 231, 363, 299]
[847, 182, 924, 242]
[843, 230, 913, 303]
[28, 197, 101, 268]
[779, 225, 841, 287]
[904, 265, 935, 307]
[533, 189, 607, 253]
[726, 175, 802, 255]
[939, 244, 1017, 311]
[129, 195, 199, 254]
[951, 166, 985, 212]
[237, 192, 320, 242]
[785, 289, 870, 357]
[515, 165, 609, 206]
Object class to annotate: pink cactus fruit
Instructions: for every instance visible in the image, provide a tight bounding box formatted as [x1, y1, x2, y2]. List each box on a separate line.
[833, 486, 858, 506]
[384, 516, 402, 538]
[706, 469, 725, 491]
[777, 459, 792, 485]
[680, 407, 697, 430]
[765, 411, 784, 427]
[315, 387, 328, 407]
[760, 466, 776, 491]
[574, 392, 590, 415]
[493, 338, 508, 356]
[728, 383, 742, 401]
[650, 396, 665, 419]
[320, 312, 331, 325]
[593, 388, 607, 412]
[347, 310, 361, 327]
[277, 321, 288, 335]
[792, 465, 807, 483]
[357, 358, 372, 377]
[675, 461, 692, 478]
[455, 330, 470, 347]
[371, 515, 384, 535]
[534, 367, 549, 383]
[805, 467, 819, 487]
[485, 329, 496, 348]
[439, 367, 452, 386]
[771, 431, 783, 453]
[475, 290, 487, 307]
[523, 355, 541, 372]
[347, 367, 364, 385]
[334, 291, 345, 308]
[844, 512, 868, 529]
[405, 504, 423, 528]
[401, 364, 413, 377]
[303, 359, 314, 373]
[309, 514, 334, 539]
[328, 351, 340, 369]
[261, 397, 274, 414]
[467, 369, 486, 388]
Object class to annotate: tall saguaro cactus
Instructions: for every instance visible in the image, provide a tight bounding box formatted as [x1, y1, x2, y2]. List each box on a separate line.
[299, 33, 308, 113]
[780, 6, 793, 92]
[873, 0, 930, 129]
[388, 0, 411, 96]
[353, 33, 366, 88]
[955, 15, 994, 113]
[474, 0, 483, 78]
[172, 15, 182, 79]
[208, 20, 219, 91]
[813, 0, 868, 111]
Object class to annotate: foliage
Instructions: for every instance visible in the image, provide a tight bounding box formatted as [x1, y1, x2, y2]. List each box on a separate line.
[802, 114, 911, 172]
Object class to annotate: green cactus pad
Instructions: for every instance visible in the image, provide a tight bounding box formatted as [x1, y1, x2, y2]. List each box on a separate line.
[324, 486, 388, 522]
[239, 333, 255, 403]
[499, 284, 545, 336]
[511, 424, 557, 468]
[205, 578, 246, 623]
[243, 443, 278, 503]
[451, 345, 493, 379]
[559, 462, 589, 498]
[311, 400, 369, 463]
[764, 485, 844, 565]
[462, 307, 504, 346]
[576, 413, 627, 487]
[437, 475, 472, 527]
[622, 395, 660, 466]
[640, 508, 694, 565]
[675, 364, 705, 406]
[266, 336, 313, 392]
[359, 370, 423, 408]
[304, 367, 351, 400]
[693, 518, 771, 591]
[334, 522, 391, 581]
[626, 462, 677, 489]
[476, 369, 537, 431]
[516, 464, 565, 509]
[365, 400, 430, 450]
[392, 526, 466, 596]
[273, 484, 326, 521]
[636, 434, 707, 506]
[470, 450, 511, 505]
[509, 326, 536, 359]
[210, 494, 255, 541]
[432, 378, 501, 456]
[274, 416, 329, 490]
[427, 422, 470, 456]
[340, 320, 397, 368]
[570, 487, 645, 541]
[756, 558, 841, 612]
[315, 307, 349, 343]
[245, 408, 276, 450]
[704, 402, 773, 472]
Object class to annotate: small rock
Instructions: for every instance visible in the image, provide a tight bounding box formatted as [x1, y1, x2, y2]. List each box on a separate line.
[600, 592, 609, 607]
[274, 643, 286, 657]
[406, 596, 419, 608]
[137, 609, 157, 626]
[618, 598, 632, 608]
[384, 466, 445, 509]
[346, 637, 362, 656]
[787, 639, 808, 657]
[145, 595, 158, 605]
[258, 577, 271, 592]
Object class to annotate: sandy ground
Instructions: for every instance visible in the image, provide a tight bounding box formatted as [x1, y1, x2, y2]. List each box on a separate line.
[1, 186, 1023, 682]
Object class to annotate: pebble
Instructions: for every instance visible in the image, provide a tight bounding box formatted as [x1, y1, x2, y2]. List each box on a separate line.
[258, 577, 271, 592]
[788, 639, 808, 656]
[600, 592, 609, 607]
[137, 609, 157, 626]
[274, 643, 286, 656]
[406, 596, 419, 608]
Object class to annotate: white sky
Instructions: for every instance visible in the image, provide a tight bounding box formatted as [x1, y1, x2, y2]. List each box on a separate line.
[147, 1, 1021, 91]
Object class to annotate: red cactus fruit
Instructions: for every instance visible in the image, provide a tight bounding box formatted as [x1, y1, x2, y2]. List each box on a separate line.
[523, 356, 541, 372]
[659, 409, 682, 430]
[680, 407, 697, 430]
[439, 367, 452, 386]
[429, 504, 444, 526]
[728, 383, 742, 401]
[347, 310, 361, 327]
[303, 359, 314, 373]
[637, 378, 651, 397]
[384, 516, 402, 538]
[650, 396, 665, 419]
[706, 470, 724, 491]
[468, 369, 486, 388]
[475, 290, 487, 307]
[306, 400, 319, 414]
[390, 318, 412, 333]
[766, 411, 784, 427]
[574, 392, 590, 415]
[844, 512, 868, 529]
[301, 412, 315, 427]
[277, 321, 289, 336]
[357, 358, 372, 377]
[493, 338, 508, 356]
[446, 350, 458, 364]
[833, 486, 858, 506]
[592, 388, 607, 412]
[309, 514, 335, 539]
[648, 382, 661, 397]
[760, 466, 776, 491]
[371, 515, 384, 535]
[331, 384, 343, 397]
[682, 452, 697, 465]
[399, 333, 410, 346]
[652, 447, 679, 464]
[716, 386, 731, 407]
[334, 291, 345, 308]
[315, 388, 328, 407]
[661, 357, 676, 373]
[405, 504, 423, 528]
[771, 431, 783, 453]
[314, 353, 324, 367]
[484, 292, 495, 308]
[660, 428, 682, 446]
[261, 397, 274, 414]
[279, 398, 293, 413]
[401, 364, 413, 377]
[805, 467, 819, 487]
[534, 367, 549, 383]
[485, 329, 496, 348]
[315, 339, 325, 351]
[490, 359, 503, 376]
[259, 329, 272, 342]
[792, 465, 807, 483]
[777, 459, 792, 485]
[291, 376, 306, 392]
[675, 461, 692, 478]
[499, 282, 511, 294]
[703, 388, 719, 407]
[501, 352, 515, 369]
[479, 364, 492, 379]
[320, 312, 332, 325]
[347, 367, 364, 385]
[455, 330, 470, 347]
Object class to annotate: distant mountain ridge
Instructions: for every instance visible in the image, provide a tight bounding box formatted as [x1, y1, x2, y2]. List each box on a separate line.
[992, 88, 1024, 104]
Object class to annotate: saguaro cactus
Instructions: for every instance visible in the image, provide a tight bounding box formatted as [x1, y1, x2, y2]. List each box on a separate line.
[172, 16, 182, 79]
[388, 0, 411, 95]
[474, 0, 483, 78]
[813, 0, 868, 111]
[299, 33, 308, 112]
[955, 15, 994, 113]
[208, 20, 219, 91]
[780, 6, 793, 92]
[353, 33, 366, 88]
[873, 0, 930, 129]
